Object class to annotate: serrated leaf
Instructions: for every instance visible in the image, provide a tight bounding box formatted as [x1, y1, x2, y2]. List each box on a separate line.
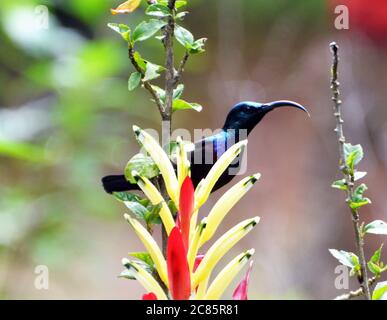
[146, 4, 171, 17]
[107, 23, 131, 41]
[175, 25, 194, 48]
[364, 220, 387, 235]
[128, 72, 142, 91]
[329, 249, 359, 268]
[344, 143, 364, 171]
[111, 0, 141, 15]
[372, 281, 387, 300]
[124, 153, 160, 184]
[332, 179, 347, 190]
[173, 99, 202, 112]
[132, 19, 167, 43]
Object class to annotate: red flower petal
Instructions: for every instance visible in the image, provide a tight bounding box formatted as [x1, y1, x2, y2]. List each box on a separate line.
[178, 176, 194, 250]
[167, 227, 191, 300]
[233, 261, 253, 300]
[142, 292, 157, 300]
[193, 254, 204, 272]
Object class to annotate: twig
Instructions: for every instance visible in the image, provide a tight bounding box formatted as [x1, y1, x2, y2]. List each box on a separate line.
[334, 276, 377, 300]
[329, 42, 372, 300]
[128, 44, 165, 116]
[174, 51, 190, 85]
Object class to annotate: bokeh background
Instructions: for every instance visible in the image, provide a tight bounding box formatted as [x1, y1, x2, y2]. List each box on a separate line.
[1, 0, 387, 299]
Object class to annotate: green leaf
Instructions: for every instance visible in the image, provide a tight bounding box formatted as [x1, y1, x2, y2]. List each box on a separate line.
[173, 99, 203, 112]
[188, 38, 207, 54]
[128, 72, 142, 91]
[371, 244, 383, 264]
[151, 85, 166, 103]
[175, 25, 194, 48]
[114, 191, 145, 204]
[168, 199, 178, 215]
[344, 143, 364, 171]
[143, 62, 164, 82]
[331, 179, 347, 191]
[144, 202, 162, 225]
[349, 183, 371, 210]
[133, 52, 147, 70]
[107, 23, 131, 41]
[132, 19, 167, 43]
[372, 281, 387, 300]
[129, 252, 154, 267]
[173, 84, 184, 100]
[176, 11, 188, 20]
[157, 0, 187, 9]
[124, 153, 160, 184]
[124, 201, 149, 220]
[364, 220, 387, 235]
[368, 261, 381, 274]
[329, 249, 359, 268]
[146, 4, 171, 17]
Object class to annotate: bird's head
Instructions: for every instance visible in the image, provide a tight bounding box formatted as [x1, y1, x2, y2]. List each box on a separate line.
[222, 100, 309, 134]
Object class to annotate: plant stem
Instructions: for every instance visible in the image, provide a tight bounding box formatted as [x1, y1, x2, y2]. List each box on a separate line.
[163, 0, 177, 121]
[159, 0, 177, 257]
[128, 43, 164, 116]
[334, 276, 377, 300]
[175, 51, 190, 85]
[329, 42, 371, 300]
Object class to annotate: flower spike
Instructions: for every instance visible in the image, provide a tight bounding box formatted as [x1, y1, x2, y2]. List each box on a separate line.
[167, 227, 191, 300]
[204, 249, 254, 300]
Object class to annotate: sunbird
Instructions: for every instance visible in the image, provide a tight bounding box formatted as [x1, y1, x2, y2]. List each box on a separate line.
[102, 100, 308, 194]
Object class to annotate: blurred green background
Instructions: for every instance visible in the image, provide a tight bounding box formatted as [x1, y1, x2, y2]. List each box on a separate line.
[1, 0, 387, 299]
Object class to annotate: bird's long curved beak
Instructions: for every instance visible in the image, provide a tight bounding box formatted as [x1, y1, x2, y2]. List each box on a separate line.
[263, 100, 310, 117]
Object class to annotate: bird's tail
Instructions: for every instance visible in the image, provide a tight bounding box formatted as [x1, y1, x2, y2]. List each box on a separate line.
[101, 175, 140, 194]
